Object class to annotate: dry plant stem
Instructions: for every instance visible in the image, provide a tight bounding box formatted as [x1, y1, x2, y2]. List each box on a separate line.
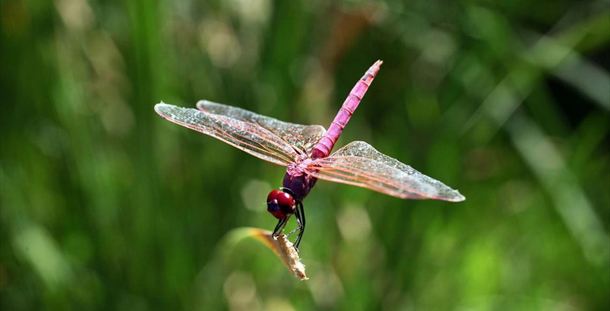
[251, 229, 308, 280]
[275, 234, 308, 280]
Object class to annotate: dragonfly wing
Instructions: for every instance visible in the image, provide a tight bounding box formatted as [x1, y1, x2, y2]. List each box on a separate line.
[309, 141, 465, 201]
[155, 103, 298, 166]
[197, 100, 326, 156]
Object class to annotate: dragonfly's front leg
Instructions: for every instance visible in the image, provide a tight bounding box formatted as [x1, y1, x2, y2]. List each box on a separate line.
[272, 215, 290, 238]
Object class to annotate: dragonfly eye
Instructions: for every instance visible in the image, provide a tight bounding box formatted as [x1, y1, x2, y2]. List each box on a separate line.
[267, 189, 281, 203]
[267, 189, 295, 219]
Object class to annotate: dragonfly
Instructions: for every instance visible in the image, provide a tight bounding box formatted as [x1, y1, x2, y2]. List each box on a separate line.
[154, 60, 465, 249]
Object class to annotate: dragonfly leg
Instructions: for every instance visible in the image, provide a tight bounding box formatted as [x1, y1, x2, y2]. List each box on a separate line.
[286, 221, 300, 236]
[293, 201, 306, 250]
[272, 215, 290, 238]
[286, 203, 302, 237]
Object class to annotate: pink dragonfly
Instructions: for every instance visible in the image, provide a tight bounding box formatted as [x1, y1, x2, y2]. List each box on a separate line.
[155, 60, 465, 249]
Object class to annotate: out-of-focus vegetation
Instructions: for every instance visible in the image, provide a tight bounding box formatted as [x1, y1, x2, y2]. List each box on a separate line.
[1, 0, 609, 309]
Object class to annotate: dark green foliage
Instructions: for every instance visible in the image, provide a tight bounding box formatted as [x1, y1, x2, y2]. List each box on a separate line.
[1, 0, 608, 310]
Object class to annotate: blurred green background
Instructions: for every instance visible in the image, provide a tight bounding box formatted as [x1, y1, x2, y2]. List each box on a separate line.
[1, 0, 609, 310]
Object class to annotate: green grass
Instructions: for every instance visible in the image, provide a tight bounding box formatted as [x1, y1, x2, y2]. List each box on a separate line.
[1, 0, 608, 310]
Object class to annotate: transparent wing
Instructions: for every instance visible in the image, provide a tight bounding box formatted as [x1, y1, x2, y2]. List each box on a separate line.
[155, 103, 299, 166]
[309, 141, 465, 201]
[197, 100, 326, 156]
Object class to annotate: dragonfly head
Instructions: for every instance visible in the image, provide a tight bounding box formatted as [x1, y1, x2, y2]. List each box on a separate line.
[267, 189, 295, 219]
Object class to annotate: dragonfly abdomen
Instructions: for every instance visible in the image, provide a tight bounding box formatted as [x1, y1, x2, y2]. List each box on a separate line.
[311, 60, 382, 159]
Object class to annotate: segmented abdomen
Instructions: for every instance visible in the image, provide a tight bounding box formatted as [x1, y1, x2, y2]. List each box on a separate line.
[311, 60, 383, 159]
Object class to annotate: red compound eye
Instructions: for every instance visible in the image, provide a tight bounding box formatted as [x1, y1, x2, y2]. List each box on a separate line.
[266, 189, 295, 219]
[267, 189, 281, 203]
[276, 192, 294, 207]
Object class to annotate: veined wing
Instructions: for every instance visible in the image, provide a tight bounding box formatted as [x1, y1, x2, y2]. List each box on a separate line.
[197, 100, 326, 156]
[309, 141, 465, 201]
[155, 103, 299, 166]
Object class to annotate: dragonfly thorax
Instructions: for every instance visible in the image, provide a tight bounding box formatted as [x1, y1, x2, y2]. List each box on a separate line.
[287, 156, 314, 175]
